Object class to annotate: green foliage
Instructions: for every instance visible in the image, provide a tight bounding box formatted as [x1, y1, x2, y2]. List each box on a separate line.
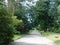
[14, 5, 25, 20]
[35, 0, 48, 31]
[14, 5, 32, 34]
[55, 40, 60, 45]
[0, 8, 14, 45]
[12, 16, 22, 26]
[16, 22, 30, 34]
[12, 16, 23, 34]
[35, 0, 58, 32]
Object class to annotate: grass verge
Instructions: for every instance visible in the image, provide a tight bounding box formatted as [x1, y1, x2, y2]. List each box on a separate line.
[40, 31, 60, 45]
[13, 34, 22, 40]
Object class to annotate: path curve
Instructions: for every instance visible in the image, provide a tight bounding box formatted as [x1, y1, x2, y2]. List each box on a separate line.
[9, 29, 56, 45]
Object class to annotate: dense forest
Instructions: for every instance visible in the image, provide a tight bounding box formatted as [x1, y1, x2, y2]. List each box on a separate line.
[0, 0, 60, 45]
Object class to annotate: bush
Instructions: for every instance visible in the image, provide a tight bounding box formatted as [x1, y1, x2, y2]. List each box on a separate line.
[13, 16, 30, 34]
[12, 16, 22, 26]
[0, 8, 14, 45]
[16, 22, 29, 34]
[12, 16, 23, 34]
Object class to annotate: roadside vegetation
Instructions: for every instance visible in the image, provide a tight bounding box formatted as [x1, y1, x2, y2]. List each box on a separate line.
[40, 31, 60, 45]
[0, 0, 60, 45]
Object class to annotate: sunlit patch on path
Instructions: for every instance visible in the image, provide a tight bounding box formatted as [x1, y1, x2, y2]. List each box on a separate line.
[9, 29, 56, 45]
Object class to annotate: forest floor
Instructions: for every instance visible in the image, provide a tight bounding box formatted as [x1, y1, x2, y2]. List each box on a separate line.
[9, 29, 56, 45]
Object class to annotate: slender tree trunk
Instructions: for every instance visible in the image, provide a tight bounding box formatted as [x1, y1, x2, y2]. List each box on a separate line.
[44, 27, 47, 32]
[7, 0, 15, 16]
[7, 0, 10, 10]
[12, 5, 15, 16]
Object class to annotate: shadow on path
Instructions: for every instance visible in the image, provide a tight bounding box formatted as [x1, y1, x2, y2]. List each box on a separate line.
[10, 42, 47, 45]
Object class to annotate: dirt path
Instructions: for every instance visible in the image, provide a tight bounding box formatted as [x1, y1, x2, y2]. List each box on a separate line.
[9, 29, 56, 45]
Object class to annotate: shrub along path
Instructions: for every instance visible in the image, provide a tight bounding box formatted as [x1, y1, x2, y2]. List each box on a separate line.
[9, 28, 56, 45]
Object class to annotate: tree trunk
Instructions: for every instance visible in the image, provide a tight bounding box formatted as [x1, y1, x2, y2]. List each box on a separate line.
[7, 0, 15, 16]
[44, 27, 47, 32]
[12, 6, 15, 16]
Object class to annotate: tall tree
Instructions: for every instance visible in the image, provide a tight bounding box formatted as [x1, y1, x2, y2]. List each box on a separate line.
[35, 0, 58, 32]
